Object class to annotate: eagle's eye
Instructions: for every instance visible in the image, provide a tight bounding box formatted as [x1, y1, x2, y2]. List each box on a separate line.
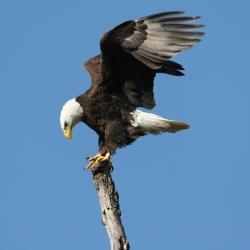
[64, 121, 69, 129]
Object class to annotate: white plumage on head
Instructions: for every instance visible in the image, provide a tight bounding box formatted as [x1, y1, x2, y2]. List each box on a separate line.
[60, 98, 83, 131]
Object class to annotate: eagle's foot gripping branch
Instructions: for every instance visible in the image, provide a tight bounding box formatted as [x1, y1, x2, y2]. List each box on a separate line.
[86, 153, 101, 162]
[85, 152, 112, 171]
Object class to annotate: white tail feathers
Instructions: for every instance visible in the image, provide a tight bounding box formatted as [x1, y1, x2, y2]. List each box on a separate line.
[131, 110, 189, 134]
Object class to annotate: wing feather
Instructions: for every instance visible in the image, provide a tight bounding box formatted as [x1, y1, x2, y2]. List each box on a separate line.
[97, 11, 204, 108]
[83, 55, 102, 87]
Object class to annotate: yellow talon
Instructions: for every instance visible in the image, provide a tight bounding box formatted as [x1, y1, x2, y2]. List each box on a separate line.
[96, 156, 106, 163]
[87, 152, 111, 164]
[86, 152, 111, 170]
[87, 153, 101, 162]
[95, 153, 111, 163]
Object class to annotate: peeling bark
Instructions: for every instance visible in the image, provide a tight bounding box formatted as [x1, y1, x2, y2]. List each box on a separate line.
[88, 162, 130, 250]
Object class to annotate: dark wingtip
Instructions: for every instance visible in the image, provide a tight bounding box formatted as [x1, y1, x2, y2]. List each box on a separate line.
[158, 60, 185, 76]
[176, 71, 185, 76]
[192, 16, 201, 20]
[139, 11, 185, 21]
[159, 68, 185, 76]
[198, 24, 206, 28]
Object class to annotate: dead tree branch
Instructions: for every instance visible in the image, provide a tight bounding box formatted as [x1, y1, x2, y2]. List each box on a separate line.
[86, 161, 130, 250]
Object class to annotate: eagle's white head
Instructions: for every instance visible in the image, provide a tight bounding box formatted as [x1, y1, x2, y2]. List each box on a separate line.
[60, 98, 83, 139]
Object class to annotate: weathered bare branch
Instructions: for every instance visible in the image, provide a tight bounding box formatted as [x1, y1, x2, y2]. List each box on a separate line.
[86, 161, 130, 250]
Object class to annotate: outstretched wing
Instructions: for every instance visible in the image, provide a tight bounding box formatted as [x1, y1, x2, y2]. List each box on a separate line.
[93, 12, 204, 108]
[123, 12, 204, 73]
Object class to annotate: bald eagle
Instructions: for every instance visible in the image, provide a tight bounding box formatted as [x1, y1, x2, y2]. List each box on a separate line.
[60, 11, 204, 165]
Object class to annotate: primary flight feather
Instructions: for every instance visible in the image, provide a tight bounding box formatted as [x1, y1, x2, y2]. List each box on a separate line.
[60, 11, 204, 166]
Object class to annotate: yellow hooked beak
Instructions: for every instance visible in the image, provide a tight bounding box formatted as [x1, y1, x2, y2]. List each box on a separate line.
[64, 127, 72, 139]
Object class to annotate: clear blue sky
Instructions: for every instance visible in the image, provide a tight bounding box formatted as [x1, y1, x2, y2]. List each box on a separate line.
[1, 0, 250, 249]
